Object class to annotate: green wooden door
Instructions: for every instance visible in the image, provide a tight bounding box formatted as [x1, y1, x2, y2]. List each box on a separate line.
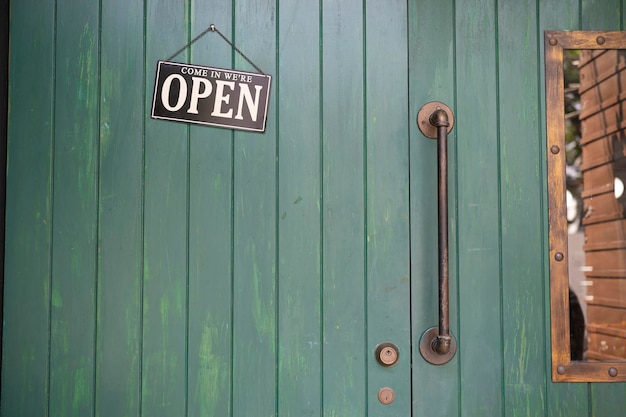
[3, 1, 626, 417]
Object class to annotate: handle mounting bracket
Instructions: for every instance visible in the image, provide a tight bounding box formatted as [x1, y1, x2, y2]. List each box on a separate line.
[417, 101, 454, 139]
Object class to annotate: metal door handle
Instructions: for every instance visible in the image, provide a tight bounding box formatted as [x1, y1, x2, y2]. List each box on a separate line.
[416, 101, 457, 365]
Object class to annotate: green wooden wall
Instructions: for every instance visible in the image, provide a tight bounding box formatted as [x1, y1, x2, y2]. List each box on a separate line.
[2, 0, 626, 416]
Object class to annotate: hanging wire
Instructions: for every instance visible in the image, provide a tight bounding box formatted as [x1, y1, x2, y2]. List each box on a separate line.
[166, 24, 265, 75]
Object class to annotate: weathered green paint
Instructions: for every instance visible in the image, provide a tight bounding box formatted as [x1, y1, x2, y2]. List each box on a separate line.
[4, 1, 626, 417]
[321, 1, 367, 415]
[95, 0, 144, 416]
[186, 2, 234, 416]
[498, 1, 547, 416]
[48, 1, 100, 416]
[455, 1, 503, 415]
[231, 2, 278, 417]
[277, 2, 322, 417]
[142, 0, 189, 416]
[409, 0, 459, 415]
[365, 2, 412, 416]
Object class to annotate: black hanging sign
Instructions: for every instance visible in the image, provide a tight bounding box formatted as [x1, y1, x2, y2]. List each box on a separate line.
[151, 61, 272, 132]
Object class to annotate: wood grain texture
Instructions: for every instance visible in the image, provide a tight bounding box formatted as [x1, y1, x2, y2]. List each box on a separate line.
[539, 3, 588, 416]
[49, 0, 100, 415]
[455, 0, 503, 414]
[186, 4, 234, 417]
[321, 1, 367, 415]
[591, 384, 626, 417]
[582, 0, 622, 29]
[95, 0, 144, 415]
[5, 2, 626, 417]
[231, 1, 278, 416]
[365, 1, 411, 415]
[409, 0, 460, 416]
[276, 2, 322, 416]
[1, 0, 55, 415]
[142, 1, 189, 415]
[539, 2, 588, 416]
[544, 32, 626, 384]
[538, 2, 591, 416]
[497, 1, 548, 416]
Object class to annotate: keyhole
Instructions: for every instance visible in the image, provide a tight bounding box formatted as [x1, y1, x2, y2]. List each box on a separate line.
[377, 387, 395, 405]
[375, 342, 399, 367]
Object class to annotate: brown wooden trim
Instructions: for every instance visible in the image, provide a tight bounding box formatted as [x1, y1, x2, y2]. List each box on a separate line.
[545, 30, 626, 382]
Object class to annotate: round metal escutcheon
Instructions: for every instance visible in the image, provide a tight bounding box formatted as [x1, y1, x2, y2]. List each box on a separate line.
[375, 342, 400, 367]
[419, 326, 457, 365]
[417, 101, 455, 139]
[377, 387, 395, 405]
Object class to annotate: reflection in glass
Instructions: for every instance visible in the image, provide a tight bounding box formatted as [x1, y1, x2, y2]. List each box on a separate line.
[566, 49, 626, 361]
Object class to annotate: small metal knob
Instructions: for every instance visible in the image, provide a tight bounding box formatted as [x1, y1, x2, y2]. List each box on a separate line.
[377, 387, 395, 405]
[375, 342, 400, 367]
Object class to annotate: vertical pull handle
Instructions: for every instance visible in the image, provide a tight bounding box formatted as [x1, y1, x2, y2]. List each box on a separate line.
[416, 101, 457, 365]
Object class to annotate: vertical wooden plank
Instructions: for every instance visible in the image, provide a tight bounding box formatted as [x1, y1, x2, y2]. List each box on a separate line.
[582, 0, 621, 28]
[0, 0, 7, 354]
[1, 0, 55, 415]
[277, 2, 322, 416]
[409, 0, 460, 415]
[455, 0, 502, 415]
[580, 3, 626, 415]
[321, 1, 367, 415]
[95, 0, 144, 416]
[231, 2, 278, 416]
[186, 3, 234, 417]
[142, 1, 188, 416]
[497, 1, 548, 416]
[591, 385, 626, 416]
[365, 0, 411, 415]
[49, 0, 100, 416]
[538, 1, 589, 416]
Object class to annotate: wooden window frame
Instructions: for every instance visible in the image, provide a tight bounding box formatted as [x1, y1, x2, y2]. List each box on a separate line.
[545, 30, 626, 382]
